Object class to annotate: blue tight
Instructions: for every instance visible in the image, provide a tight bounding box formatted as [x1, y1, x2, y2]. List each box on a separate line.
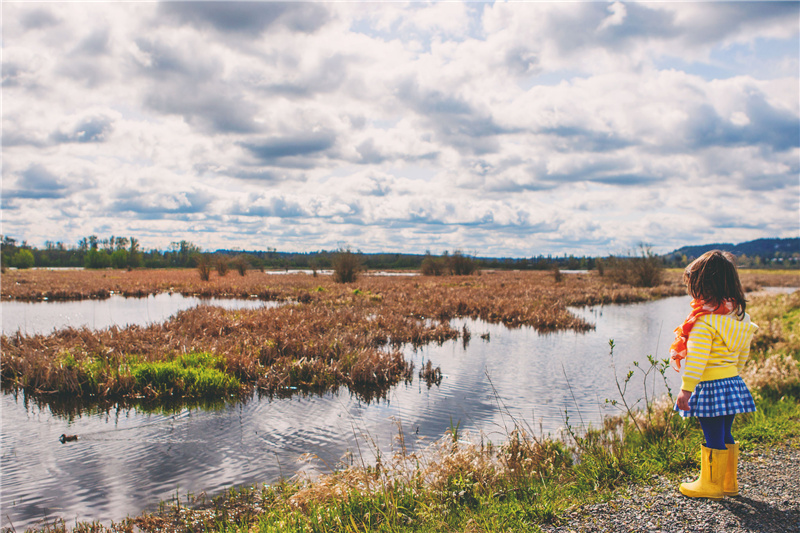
[699, 415, 736, 450]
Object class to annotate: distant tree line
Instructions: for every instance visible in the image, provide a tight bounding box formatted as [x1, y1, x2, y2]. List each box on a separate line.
[0, 235, 201, 270]
[1, 235, 797, 272]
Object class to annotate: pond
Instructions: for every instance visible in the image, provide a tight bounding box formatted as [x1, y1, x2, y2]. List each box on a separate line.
[0, 290, 793, 530]
[1, 293, 278, 336]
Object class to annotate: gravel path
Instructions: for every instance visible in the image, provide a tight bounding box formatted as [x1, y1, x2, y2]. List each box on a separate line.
[541, 444, 800, 533]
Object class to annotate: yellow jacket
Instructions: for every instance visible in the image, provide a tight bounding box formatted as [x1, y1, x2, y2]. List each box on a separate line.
[681, 312, 759, 392]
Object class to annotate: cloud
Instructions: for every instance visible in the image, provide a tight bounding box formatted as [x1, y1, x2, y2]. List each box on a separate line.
[20, 9, 60, 30]
[158, 2, 330, 36]
[131, 36, 261, 134]
[73, 28, 111, 57]
[684, 93, 800, 152]
[111, 189, 213, 217]
[224, 169, 302, 183]
[232, 195, 307, 218]
[540, 126, 634, 153]
[396, 80, 517, 155]
[1, 62, 25, 88]
[2, 2, 798, 256]
[145, 88, 261, 134]
[4, 164, 69, 199]
[50, 116, 114, 144]
[240, 133, 336, 167]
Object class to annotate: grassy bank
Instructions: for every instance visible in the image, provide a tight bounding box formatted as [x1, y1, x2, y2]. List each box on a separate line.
[3, 270, 693, 405]
[18, 290, 800, 533]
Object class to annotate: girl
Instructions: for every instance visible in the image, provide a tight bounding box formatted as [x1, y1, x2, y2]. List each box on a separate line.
[670, 250, 758, 500]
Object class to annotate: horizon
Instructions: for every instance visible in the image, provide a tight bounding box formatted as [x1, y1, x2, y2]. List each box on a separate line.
[5, 234, 796, 260]
[3, 2, 799, 257]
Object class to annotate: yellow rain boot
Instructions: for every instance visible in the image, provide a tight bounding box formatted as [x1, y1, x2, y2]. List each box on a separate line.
[680, 445, 729, 500]
[723, 442, 740, 496]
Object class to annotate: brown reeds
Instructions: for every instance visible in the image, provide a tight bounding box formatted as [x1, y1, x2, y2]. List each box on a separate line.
[0, 300, 435, 402]
[419, 360, 443, 387]
[6, 268, 793, 404]
[0, 270, 690, 403]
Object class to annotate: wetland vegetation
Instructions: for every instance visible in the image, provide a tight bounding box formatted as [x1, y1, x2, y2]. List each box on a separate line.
[1, 267, 798, 532]
[9, 289, 799, 533]
[2, 269, 798, 406]
[2, 269, 692, 405]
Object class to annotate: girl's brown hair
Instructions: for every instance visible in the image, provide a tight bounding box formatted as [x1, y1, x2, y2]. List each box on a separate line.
[683, 250, 746, 315]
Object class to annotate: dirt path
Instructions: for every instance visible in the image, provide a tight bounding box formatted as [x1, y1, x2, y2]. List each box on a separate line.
[541, 443, 800, 533]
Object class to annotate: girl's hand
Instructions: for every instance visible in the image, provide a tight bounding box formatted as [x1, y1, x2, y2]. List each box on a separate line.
[677, 389, 692, 411]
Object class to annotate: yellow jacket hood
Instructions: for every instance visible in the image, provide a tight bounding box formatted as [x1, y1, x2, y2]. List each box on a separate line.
[700, 312, 759, 353]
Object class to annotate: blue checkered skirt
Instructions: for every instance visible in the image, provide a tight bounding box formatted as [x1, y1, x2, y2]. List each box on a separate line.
[675, 376, 756, 418]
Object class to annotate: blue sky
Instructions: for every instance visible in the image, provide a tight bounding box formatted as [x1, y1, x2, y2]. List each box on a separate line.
[2, 1, 798, 256]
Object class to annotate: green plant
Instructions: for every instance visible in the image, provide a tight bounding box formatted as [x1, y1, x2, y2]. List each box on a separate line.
[605, 339, 689, 450]
[448, 416, 461, 443]
[111, 249, 129, 269]
[131, 353, 240, 398]
[83, 248, 111, 269]
[12, 248, 35, 269]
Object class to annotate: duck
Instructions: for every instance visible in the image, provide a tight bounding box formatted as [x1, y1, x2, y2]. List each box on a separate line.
[59, 434, 78, 443]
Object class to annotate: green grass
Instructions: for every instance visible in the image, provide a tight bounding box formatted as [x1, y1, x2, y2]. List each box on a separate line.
[52, 351, 240, 400]
[131, 352, 240, 398]
[736, 396, 800, 448]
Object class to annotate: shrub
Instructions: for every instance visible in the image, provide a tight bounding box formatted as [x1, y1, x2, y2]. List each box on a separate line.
[605, 245, 663, 287]
[215, 255, 230, 277]
[232, 254, 249, 276]
[421, 255, 446, 276]
[447, 250, 477, 276]
[12, 249, 35, 269]
[332, 248, 361, 283]
[111, 249, 129, 269]
[84, 249, 111, 269]
[196, 254, 212, 281]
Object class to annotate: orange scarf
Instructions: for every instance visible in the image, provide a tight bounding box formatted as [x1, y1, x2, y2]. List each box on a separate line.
[670, 298, 737, 371]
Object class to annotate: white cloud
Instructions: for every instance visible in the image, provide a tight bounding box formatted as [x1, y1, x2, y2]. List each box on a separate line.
[598, 1, 627, 32]
[2, 1, 798, 256]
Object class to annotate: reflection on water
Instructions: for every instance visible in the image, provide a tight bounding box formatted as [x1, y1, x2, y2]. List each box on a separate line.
[1, 293, 278, 336]
[1, 294, 705, 530]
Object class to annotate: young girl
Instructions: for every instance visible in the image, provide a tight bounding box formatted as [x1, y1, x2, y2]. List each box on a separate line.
[670, 250, 758, 500]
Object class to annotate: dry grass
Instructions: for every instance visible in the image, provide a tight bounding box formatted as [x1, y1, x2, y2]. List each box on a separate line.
[3, 267, 795, 302]
[0, 269, 686, 405]
[739, 269, 800, 289]
[286, 426, 569, 511]
[3, 269, 795, 404]
[742, 290, 800, 399]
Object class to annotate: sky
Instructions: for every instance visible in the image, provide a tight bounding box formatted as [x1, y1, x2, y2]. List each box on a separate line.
[2, 1, 799, 257]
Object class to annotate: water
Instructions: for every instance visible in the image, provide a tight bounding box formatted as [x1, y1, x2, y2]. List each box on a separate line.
[1, 293, 278, 336]
[1, 290, 795, 529]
